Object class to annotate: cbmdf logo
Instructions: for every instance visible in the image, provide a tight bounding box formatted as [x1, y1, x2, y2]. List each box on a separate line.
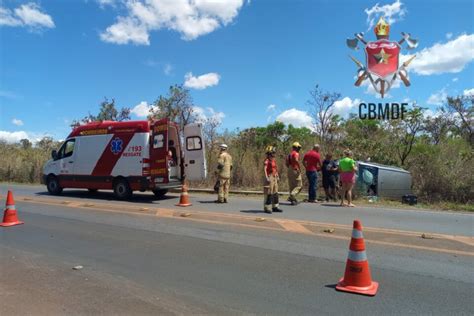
[346, 17, 418, 98]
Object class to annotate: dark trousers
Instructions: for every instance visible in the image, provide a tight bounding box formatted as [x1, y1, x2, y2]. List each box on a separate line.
[306, 171, 317, 201]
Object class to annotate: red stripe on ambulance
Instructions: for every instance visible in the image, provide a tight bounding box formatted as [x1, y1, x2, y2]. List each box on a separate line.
[91, 133, 135, 176]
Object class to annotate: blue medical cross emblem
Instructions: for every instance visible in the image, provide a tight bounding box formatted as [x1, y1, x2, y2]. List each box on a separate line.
[111, 137, 123, 155]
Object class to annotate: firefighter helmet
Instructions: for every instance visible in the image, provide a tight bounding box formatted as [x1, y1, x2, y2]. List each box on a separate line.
[265, 146, 276, 154]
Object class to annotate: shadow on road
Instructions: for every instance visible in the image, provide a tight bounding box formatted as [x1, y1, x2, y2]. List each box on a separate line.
[320, 203, 343, 207]
[240, 210, 266, 214]
[35, 190, 177, 204]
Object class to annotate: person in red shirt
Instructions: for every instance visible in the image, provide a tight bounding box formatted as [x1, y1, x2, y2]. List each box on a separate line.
[286, 142, 303, 205]
[303, 144, 322, 202]
[263, 146, 283, 213]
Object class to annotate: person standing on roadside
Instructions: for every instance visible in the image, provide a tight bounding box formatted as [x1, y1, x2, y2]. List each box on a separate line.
[286, 142, 303, 205]
[322, 153, 338, 202]
[338, 149, 357, 207]
[263, 146, 283, 214]
[303, 144, 322, 203]
[215, 144, 233, 203]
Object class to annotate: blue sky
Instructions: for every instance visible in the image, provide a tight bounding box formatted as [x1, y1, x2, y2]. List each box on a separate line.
[1, 0, 473, 142]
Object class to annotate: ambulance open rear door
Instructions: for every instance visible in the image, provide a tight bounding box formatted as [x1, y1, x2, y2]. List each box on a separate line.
[183, 123, 207, 181]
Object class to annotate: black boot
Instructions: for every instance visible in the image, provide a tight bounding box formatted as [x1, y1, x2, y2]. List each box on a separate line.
[272, 194, 282, 212]
[290, 196, 299, 205]
[264, 195, 273, 213]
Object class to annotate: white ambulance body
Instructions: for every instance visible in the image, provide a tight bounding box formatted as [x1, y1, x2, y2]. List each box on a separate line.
[42, 119, 207, 199]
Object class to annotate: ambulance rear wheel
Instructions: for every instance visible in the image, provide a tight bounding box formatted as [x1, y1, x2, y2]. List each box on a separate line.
[47, 175, 63, 195]
[152, 189, 168, 199]
[113, 178, 132, 200]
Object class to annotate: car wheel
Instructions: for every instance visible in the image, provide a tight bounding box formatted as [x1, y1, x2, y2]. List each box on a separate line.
[152, 189, 168, 199]
[47, 176, 63, 195]
[113, 178, 132, 200]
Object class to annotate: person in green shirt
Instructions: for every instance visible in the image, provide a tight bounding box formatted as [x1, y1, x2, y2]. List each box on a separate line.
[338, 149, 357, 207]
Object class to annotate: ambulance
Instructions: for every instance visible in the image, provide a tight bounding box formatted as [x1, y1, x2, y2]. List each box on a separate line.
[42, 119, 207, 199]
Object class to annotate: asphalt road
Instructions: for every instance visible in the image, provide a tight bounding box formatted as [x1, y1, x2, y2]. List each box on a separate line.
[1, 184, 473, 315]
[2, 184, 472, 236]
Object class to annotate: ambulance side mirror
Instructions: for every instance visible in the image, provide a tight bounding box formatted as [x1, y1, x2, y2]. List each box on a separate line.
[52, 150, 58, 160]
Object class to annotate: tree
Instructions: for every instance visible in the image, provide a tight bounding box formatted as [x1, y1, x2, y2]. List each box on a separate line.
[149, 84, 196, 131]
[444, 95, 473, 145]
[387, 106, 424, 166]
[201, 111, 224, 174]
[71, 98, 130, 127]
[37, 137, 57, 152]
[20, 139, 32, 150]
[341, 118, 393, 164]
[423, 109, 452, 145]
[307, 85, 341, 148]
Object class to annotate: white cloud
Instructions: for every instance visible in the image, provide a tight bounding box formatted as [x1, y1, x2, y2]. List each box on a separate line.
[100, 16, 150, 45]
[0, 7, 22, 26]
[0, 131, 30, 143]
[100, 0, 245, 45]
[423, 109, 442, 119]
[184, 72, 220, 90]
[144, 60, 173, 75]
[332, 97, 361, 118]
[0, 3, 54, 29]
[12, 118, 24, 126]
[193, 106, 225, 124]
[463, 88, 474, 97]
[427, 88, 447, 106]
[452, 77, 459, 82]
[0, 130, 50, 144]
[404, 34, 474, 75]
[131, 101, 151, 117]
[163, 63, 173, 75]
[97, 0, 117, 7]
[0, 90, 19, 99]
[365, 0, 406, 30]
[276, 108, 313, 129]
[446, 32, 453, 39]
[267, 104, 276, 111]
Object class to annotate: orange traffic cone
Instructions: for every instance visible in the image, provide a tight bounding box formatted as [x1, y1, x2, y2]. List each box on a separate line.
[336, 219, 378, 296]
[176, 182, 192, 207]
[1, 190, 24, 227]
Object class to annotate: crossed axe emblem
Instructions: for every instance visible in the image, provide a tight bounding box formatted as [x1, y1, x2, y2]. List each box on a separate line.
[347, 31, 418, 98]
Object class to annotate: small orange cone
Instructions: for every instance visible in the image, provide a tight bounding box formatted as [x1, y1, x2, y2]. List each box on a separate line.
[1, 191, 24, 227]
[336, 219, 378, 296]
[176, 182, 192, 207]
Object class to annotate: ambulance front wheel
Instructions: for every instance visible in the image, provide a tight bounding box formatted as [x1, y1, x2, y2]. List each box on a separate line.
[47, 175, 63, 195]
[113, 178, 132, 200]
[152, 189, 168, 199]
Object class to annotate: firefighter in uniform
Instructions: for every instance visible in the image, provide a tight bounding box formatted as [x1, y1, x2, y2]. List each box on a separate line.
[264, 146, 283, 214]
[215, 144, 233, 203]
[286, 142, 303, 205]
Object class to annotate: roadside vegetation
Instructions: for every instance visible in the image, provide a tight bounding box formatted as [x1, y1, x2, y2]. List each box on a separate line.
[1, 85, 472, 210]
